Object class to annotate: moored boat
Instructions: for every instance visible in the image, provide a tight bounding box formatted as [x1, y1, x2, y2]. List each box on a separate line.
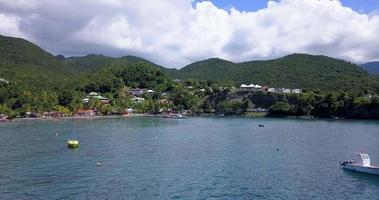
[340, 153, 379, 176]
[162, 113, 185, 119]
[67, 139, 80, 148]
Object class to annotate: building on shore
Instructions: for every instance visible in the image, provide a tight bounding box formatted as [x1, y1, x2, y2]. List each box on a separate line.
[267, 88, 302, 94]
[291, 89, 302, 94]
[240, 84, 261, 91]
[131, 88, 144, 96]
[283, 88, 291, 93]
[76, 109, 96, 117]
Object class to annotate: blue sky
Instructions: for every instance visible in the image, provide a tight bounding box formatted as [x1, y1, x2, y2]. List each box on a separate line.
[200, 0, 379, 13]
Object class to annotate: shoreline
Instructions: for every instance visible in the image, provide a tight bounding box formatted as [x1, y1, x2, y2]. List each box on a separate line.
[2, 113, 379, 123]
[9, 113, 150, 122]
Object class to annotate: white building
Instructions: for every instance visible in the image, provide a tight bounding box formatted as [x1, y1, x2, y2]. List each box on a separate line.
[131, 97, 145, 103]
[240, 84, 255, 90]
[283, 89, 291, 93]
[0, 78, 9, 84]
[254, 85, 262, 91]
[292, 89, 302, 94]
[131, 88, 144, 96]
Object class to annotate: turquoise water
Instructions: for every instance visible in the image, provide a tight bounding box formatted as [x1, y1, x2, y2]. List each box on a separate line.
[0, 117, 378, 199]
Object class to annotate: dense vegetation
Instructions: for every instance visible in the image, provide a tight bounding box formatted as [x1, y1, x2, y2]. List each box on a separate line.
[171, 54, 379, 93]
[0, 35, 74, 90]
[1, 34, 379, 119]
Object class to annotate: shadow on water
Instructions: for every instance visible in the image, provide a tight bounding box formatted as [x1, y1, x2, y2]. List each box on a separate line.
[342, 169, 379, 185]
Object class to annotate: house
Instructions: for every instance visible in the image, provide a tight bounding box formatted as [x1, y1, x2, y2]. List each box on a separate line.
[160, 99, 171, 104]
[97, 96, 111, 104]
[254, 85, 262, 91]
[283, 88, 291, 93]
[76, 109, 95, 117]
[276, 88, 284, 93]
[83, 98, 90, 103]
[284, 89, 291, 93]
[0, 78, 9, 84]
[240, 84, 248, 89]
[43, 111, 64, 118]
[25, 111, 39, 118]
[291, 89, 302, 94]
[131, 97, 145, 103]
[268, 88, 275, 92]
[131, 88, 144, 96]
[240, 84, 255, 90]
[84, 92, 110, 104]
[87, 92, 99, 97]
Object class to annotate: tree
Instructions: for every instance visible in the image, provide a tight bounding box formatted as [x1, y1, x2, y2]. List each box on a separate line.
[268, 102, 294, 116]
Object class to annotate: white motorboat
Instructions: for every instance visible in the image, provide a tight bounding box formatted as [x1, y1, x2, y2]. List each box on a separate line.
[340, 153, 379, 176]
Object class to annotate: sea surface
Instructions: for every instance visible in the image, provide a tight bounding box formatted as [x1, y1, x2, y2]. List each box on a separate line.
[0, 117, 378, 200]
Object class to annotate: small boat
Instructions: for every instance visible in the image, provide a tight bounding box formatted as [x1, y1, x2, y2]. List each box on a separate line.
[67, 139, 80, 148]
[162, 113, 185, 119]
[258, 124, 264, 127]
[340, 153, 379, 176]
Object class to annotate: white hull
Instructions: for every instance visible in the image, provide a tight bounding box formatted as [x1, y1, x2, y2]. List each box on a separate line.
[343, 164, 379, 176]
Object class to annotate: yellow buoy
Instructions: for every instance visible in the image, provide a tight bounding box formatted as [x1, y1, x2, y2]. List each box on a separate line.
[67, 139, 79, 148]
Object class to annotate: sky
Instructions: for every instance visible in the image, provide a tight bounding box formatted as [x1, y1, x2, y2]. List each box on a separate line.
[0, 0, 379, 68]
[202, 0, 379, 13]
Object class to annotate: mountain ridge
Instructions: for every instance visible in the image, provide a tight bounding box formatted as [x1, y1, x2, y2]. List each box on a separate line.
[1, 34, 378, 93]
[360, 61, 379, 75]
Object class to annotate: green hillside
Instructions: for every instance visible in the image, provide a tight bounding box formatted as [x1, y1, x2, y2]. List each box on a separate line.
[1, 34, 378, 93]
[61, 54, 114, 74]
[172, 54, 379, 93]
[0, 35, 74, 89]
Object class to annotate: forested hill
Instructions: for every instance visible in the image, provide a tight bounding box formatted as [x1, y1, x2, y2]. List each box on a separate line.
[1, 34, 379, 93]
[170, 54, 379, 93]
[0, 35, 73, 89]
[360, 61, 379, 75]
[0, 35, 165, 90]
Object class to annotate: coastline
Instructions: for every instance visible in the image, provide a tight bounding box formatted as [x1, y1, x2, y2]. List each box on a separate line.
[2, 112, 379, 123]
[9, 113, 150, 122]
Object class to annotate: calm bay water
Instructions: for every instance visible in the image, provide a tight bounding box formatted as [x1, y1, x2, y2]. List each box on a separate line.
[0, 117, 378, 200]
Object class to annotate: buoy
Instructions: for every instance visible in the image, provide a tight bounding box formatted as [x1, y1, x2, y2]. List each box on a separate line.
[276, 148, 279, 151]
[67, 139, 79, 148]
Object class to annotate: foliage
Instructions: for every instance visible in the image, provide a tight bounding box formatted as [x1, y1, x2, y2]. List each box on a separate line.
[170, 54, 379, 93]
[1, 34, 379, 119]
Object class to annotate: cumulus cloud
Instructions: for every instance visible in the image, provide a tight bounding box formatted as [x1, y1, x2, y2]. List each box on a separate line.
[0, 0, 379, 68]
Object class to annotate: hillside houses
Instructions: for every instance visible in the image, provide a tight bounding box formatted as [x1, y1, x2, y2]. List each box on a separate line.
[267, 88, 302, 94]
[240, 84, 302, 94]
[83, 92, 111, 104]
[240, 84, 262, 91]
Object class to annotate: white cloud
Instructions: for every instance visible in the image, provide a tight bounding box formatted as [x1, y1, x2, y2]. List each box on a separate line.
[0, 0, 379, 68]
[0, 14, 26, 38]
